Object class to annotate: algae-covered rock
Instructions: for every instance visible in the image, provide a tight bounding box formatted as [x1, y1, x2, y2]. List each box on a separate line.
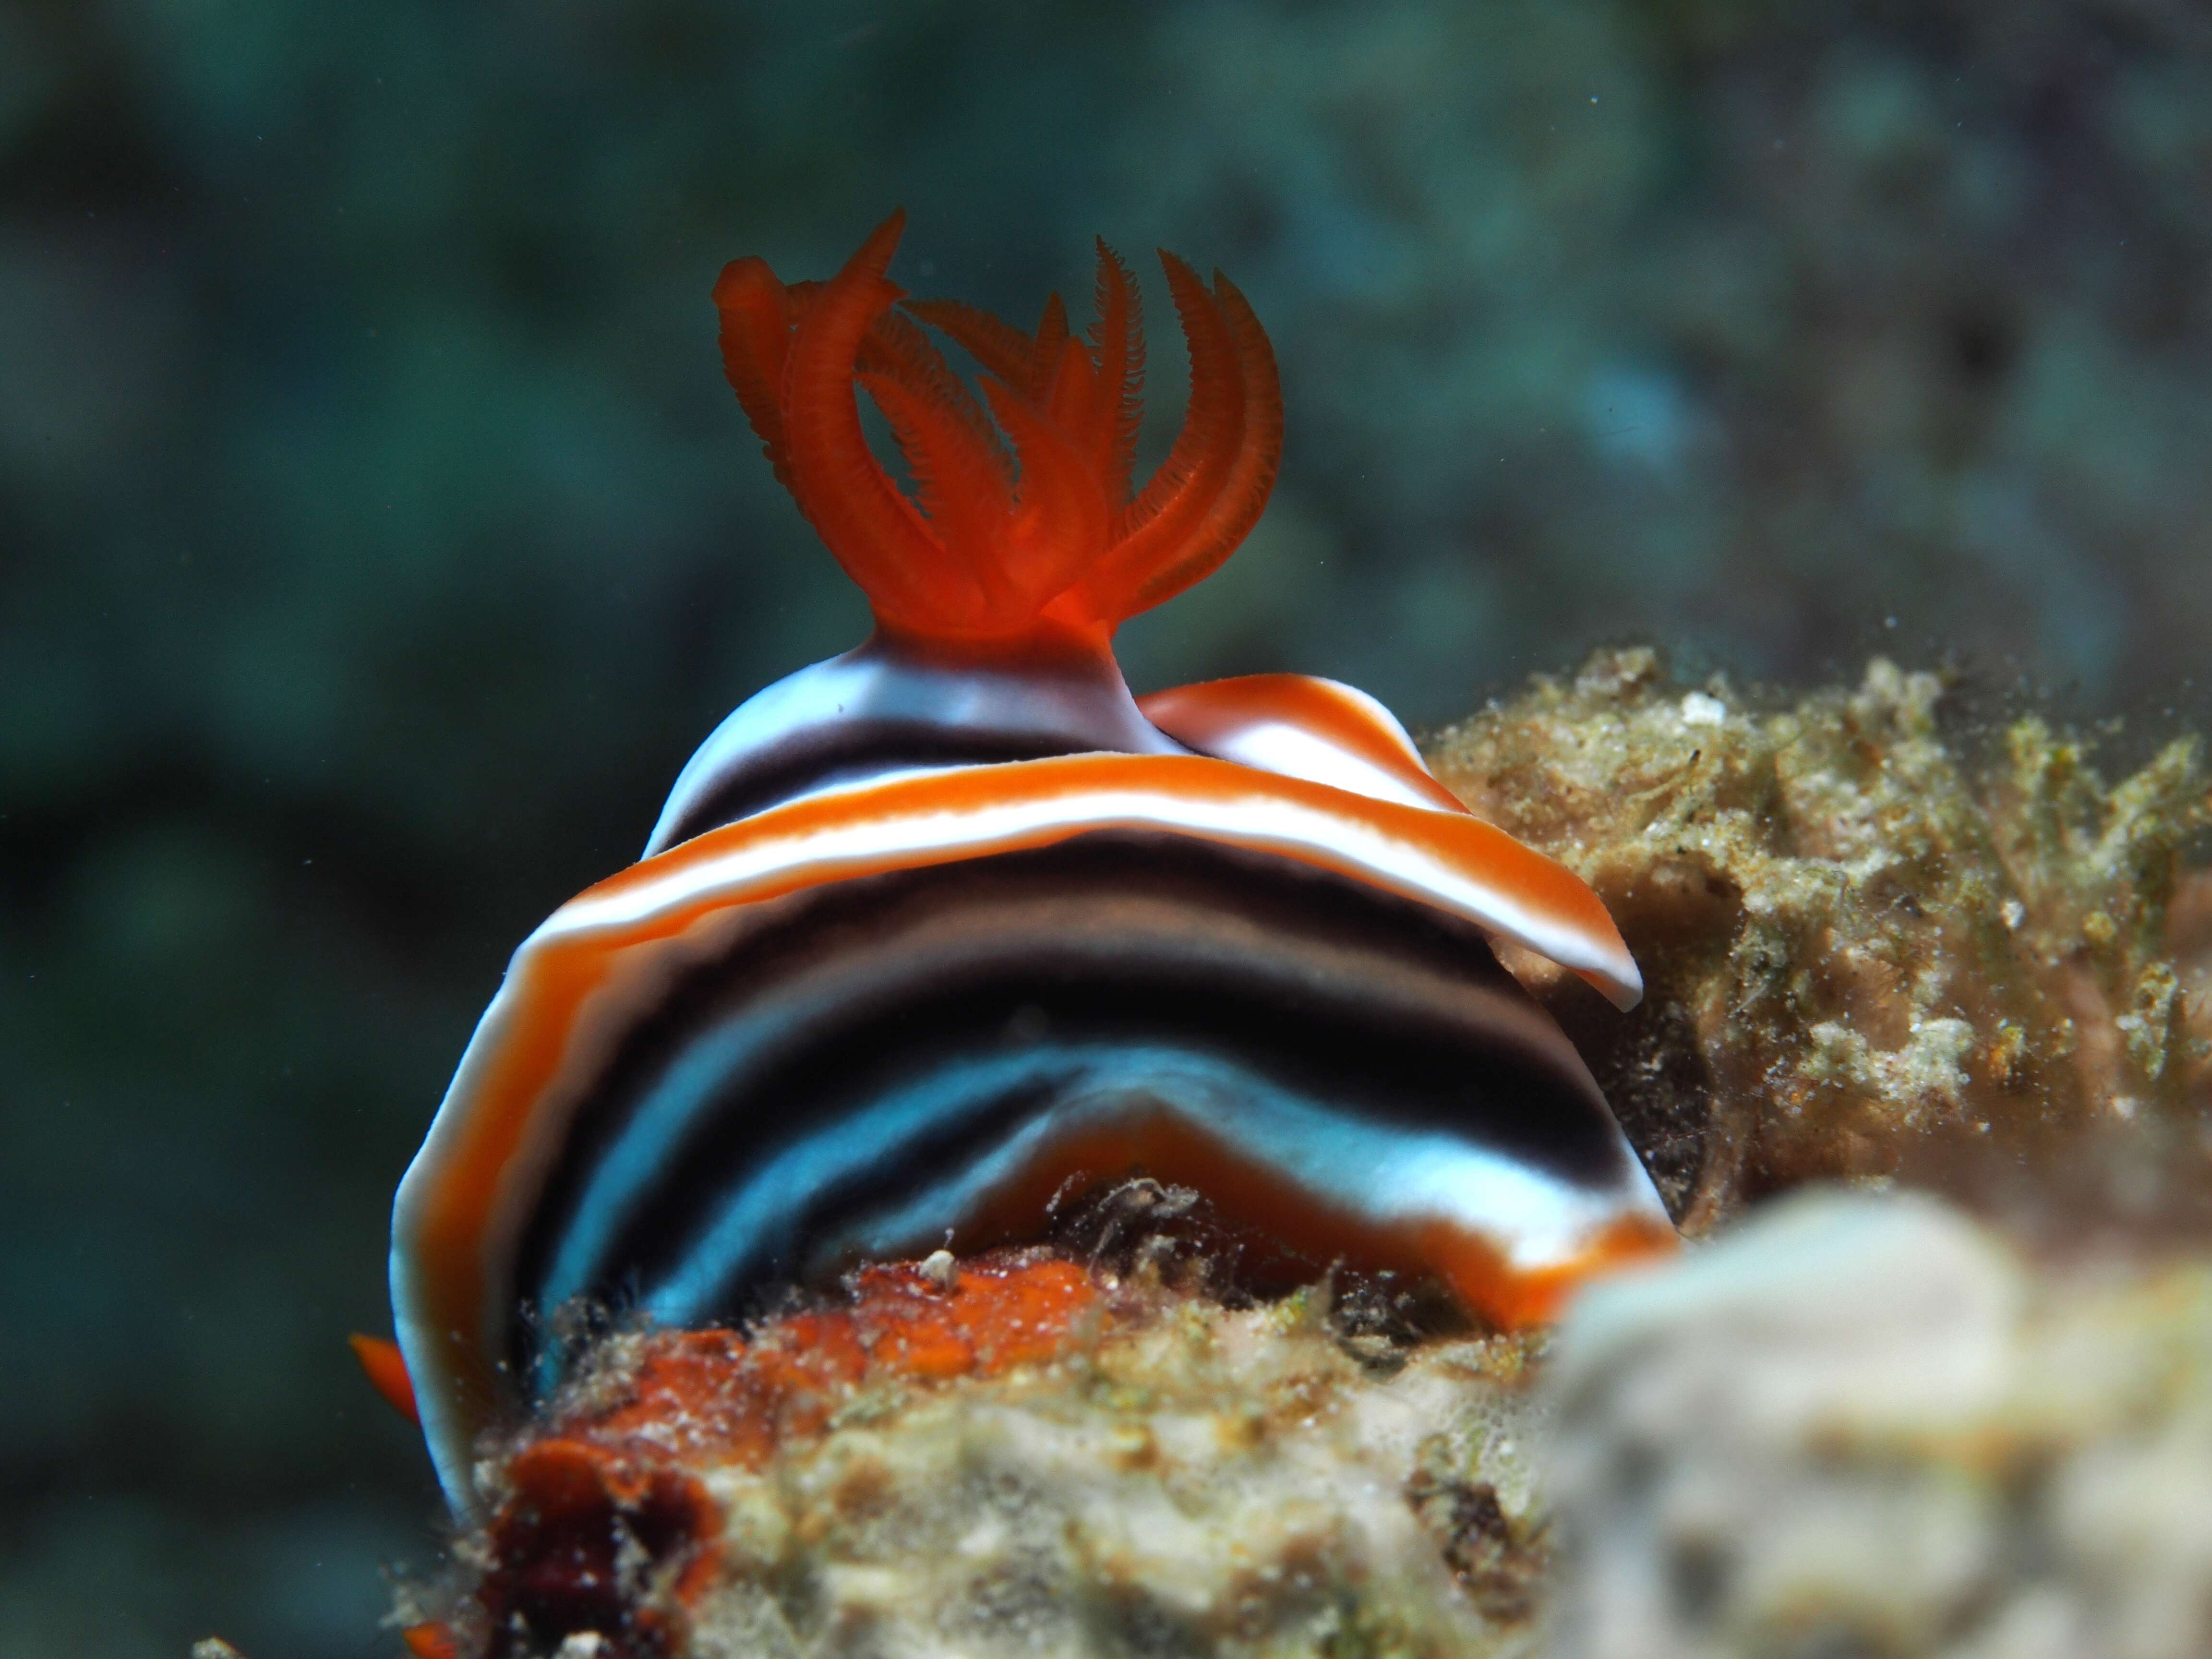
[1428, 648, 2212, 1235]
[416, 1199, 2212, 1659]
[416, 1244, 1554, 1659]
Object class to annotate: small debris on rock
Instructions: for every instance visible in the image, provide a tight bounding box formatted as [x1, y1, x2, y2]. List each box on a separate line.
[916, 1248, 958, 1291]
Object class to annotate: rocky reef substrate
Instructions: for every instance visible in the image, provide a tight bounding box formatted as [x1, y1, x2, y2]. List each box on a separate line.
[1428, 647, 2212, 1237]
[398, 656, 2211, 1659]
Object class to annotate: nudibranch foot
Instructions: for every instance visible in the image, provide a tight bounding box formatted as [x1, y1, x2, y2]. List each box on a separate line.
[390, 217, 1672, 1518]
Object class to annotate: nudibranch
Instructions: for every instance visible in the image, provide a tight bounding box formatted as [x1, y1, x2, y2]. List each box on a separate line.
[390, 214, 1674, 1514]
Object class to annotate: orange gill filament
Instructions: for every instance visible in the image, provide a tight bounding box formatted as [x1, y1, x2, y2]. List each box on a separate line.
[712, 211, 1283, 648]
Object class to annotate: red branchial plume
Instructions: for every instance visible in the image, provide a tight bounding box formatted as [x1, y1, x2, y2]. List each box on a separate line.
[712, 213, 1282, 647]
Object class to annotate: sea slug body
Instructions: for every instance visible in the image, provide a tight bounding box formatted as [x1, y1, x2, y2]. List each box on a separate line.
[387, 215, 1675, 1515]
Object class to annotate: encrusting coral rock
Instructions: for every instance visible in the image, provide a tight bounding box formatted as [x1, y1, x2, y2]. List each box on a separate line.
[397, 656, 2211, 1659]
[1428, 648, 2212, 1237]
[411, 1194, 2212, 1659]
[407, 1231, 1555, 1659]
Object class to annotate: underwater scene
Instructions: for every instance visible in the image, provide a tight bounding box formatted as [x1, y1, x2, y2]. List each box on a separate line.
[5, 3, 2211, 1656]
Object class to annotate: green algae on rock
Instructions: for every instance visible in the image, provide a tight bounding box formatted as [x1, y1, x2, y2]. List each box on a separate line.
[1426, 648, 2212, 1236]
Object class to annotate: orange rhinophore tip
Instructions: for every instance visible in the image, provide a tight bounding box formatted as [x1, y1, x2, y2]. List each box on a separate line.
[349, 1333, 420, 1426]
[712, 212, 1282, 647]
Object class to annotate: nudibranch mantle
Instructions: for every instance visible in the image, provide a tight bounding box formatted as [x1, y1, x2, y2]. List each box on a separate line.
[391, 214, 1673, 1516]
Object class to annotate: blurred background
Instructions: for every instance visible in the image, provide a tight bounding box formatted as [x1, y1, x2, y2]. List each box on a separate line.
[3, 0, 2209, 1652]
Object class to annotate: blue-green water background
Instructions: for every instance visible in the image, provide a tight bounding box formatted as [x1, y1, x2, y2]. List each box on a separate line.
[4, 2, 2209, 1653]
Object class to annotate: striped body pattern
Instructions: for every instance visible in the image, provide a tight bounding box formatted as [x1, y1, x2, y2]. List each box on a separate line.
[390, 216, 1675, 1513]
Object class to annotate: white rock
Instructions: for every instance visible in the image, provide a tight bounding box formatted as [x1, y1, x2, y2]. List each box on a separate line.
[1545, 1189, 2212, 1659]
